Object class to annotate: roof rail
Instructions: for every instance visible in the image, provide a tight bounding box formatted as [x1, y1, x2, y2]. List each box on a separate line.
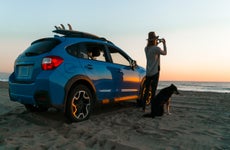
[53, 24, 110, 42]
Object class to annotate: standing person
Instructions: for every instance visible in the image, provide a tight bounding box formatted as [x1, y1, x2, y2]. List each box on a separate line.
[142, 31, 167, 116]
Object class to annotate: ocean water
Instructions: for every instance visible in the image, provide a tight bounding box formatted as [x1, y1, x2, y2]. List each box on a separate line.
[0, 72, 229, 93]
[158, 81, 230, 93]
[0, 72, 10, 82]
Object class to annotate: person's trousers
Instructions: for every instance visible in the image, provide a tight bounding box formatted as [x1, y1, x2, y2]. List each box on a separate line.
[142, 73, 159, 111]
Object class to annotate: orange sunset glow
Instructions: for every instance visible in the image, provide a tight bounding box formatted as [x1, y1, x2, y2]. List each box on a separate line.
[1, 1, 230, 82]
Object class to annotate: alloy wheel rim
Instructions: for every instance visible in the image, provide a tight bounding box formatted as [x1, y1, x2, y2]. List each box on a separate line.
[71, 90, 90, 120]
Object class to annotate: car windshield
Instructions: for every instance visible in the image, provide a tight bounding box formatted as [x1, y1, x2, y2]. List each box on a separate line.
[24, 38, 60, 56]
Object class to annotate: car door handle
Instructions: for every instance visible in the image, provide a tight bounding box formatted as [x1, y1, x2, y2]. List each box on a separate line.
[86, 64, 93, 69]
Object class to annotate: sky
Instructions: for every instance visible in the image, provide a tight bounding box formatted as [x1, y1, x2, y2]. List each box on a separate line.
[1, 0, 230, 82]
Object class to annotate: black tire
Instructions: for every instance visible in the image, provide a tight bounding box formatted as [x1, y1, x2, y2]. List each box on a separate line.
[65, 84, 93, 122]
[24, 104, 48, 112]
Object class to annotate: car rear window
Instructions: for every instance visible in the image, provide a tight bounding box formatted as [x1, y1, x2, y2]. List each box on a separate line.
[24, 38, 61, 56]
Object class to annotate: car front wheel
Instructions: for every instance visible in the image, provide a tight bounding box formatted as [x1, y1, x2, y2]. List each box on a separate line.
[138, 82, 152, 107]
[65, 84, 93, 122]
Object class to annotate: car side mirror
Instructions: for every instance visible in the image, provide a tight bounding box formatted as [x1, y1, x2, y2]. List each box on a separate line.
[130, 60, 137, 70]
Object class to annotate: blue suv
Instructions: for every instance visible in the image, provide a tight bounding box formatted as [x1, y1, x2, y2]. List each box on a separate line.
[9, 24, 146, 122]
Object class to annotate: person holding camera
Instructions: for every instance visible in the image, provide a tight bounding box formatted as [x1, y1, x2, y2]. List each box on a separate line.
[142, 31, 167, 114]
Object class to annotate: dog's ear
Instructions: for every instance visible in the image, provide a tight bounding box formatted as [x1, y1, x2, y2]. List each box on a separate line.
[171, 84, 176, 88]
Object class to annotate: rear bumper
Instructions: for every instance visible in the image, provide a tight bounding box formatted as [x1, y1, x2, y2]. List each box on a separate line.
[9, 72, 66, 107]
[9, 81, 36, 105]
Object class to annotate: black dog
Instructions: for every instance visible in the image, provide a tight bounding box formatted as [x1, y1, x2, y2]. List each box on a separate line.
[143, 84, 179, 118]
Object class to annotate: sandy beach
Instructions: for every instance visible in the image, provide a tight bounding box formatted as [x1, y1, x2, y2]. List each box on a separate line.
[0, 81, 230, 150]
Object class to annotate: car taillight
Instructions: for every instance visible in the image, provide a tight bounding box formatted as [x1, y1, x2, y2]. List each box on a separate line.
[42, 56, 63, 70]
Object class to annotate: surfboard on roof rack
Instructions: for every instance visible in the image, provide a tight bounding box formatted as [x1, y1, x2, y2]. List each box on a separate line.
[53, 24, 104, 40]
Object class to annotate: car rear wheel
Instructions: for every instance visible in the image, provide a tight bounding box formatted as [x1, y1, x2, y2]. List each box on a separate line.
[65, 84, 93, 122]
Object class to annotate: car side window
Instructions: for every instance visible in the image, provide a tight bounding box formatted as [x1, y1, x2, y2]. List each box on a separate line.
[108, 46, 130, 66]
[66, 43, 107, 62]
[66, 43, 87, 58]
[85, 43, 106, 62]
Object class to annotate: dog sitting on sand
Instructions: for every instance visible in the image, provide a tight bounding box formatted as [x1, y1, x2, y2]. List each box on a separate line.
[143, 84, 179, 118]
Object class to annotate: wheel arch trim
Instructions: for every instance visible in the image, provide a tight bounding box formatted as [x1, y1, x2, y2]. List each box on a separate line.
[64, 75, 96, 112]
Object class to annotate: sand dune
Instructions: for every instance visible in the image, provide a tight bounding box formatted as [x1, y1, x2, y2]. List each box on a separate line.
[0, 81, 230, 149]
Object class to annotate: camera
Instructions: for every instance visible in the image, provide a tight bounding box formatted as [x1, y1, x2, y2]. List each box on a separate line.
[157, 38, 164, 43]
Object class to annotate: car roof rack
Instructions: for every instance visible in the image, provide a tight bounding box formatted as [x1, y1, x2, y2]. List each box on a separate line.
[53, 24, 111, 43]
